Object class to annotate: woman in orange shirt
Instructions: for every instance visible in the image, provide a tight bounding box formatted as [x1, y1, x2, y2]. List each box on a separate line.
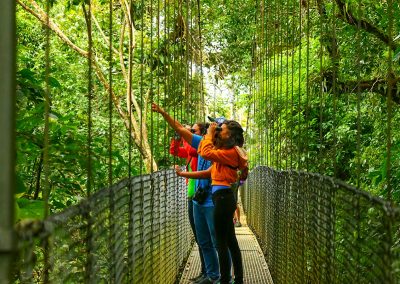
[198, 120, 247, 284]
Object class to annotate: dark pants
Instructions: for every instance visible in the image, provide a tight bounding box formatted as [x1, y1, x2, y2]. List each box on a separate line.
[188, 199, 206, 275]
[212, 189, 243, 284]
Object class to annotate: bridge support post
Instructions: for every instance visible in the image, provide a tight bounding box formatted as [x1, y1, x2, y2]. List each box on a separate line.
[0, 0, 16, 282]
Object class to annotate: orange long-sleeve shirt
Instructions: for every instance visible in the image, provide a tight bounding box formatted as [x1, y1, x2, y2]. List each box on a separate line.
[198, 134, 248, 187]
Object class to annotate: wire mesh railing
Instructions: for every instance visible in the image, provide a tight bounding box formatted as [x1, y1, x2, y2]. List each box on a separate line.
[14, 170, 193, 283]
[241, 166, 400, 284]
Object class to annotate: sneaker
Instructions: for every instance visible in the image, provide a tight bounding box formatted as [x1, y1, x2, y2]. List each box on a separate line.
[234, 221, 242, 227]
[190, 274, 205, 282]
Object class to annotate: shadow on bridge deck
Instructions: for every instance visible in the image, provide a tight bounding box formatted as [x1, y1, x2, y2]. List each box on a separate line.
[179, 203, 274, 284]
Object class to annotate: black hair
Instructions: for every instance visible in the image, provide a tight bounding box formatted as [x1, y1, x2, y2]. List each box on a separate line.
[195, 122, 210, 136]
[223, 120, 244, 148]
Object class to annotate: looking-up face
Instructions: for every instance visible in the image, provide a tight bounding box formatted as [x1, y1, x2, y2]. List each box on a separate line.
[213, 120, 244, 149]
[213, 123, 231, 148]
[217, 124, 230, 141]
[191, 124, 202, 135]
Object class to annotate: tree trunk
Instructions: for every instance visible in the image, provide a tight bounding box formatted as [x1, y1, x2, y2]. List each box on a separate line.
[18, 0, 158, 173]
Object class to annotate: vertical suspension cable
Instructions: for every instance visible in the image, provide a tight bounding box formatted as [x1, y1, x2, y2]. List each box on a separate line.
[150, 0, 154, 174]
[149, 0, 156, 279]
[185, 0, 190, 121]
[139, 0, 146, 279]
[318, 0, 324, 173]
[355, 2, 361, 190]
[272, 0, 277, 168]
[108, 0, 113, 191]
[305, 0, 310, 172]
[260, 0, 265, 165]
[173, 0, 179, 269]
[284, 0, 290, 171]
[162, 0, 169, 275]
[290, 0, 295, 169]
[275, 0, 279, 169]
[43, 0, 51, 281]
[196, 0, 205, 119]
[354, 1, 362, 280]
[297, 1, 305, 280]
[84, 1, 93, 197]
[140, 0, 145, 175]
[266, 0, 271, 166]
[157, 0, 161, 167]
[254, 1, 258, 165]
[171, 0, 177, 140]
[163, 0, 168, 168]
[278, 0, 284, 170]
[127, 0, 135, 281]
[252, 3, 256, 165]
[258, 0, 263, 166]
[128, 0, 133, 179]
[43, 0, 51, 222]
[331, 2, 338, 178]
[189, 0, 194, 124]
[386, 0, 393, 202]
[82, 0, 94, 281]
[264, 0, 268, 167]
[297, 0, 302, 170]
[155, 0, 162, 277]
[179, 0, 185, 124]
[107, 0, 116, 281]
[247, 33, 255, 163]
[275, 0, 280, 169]
[252, 35, 256, 166]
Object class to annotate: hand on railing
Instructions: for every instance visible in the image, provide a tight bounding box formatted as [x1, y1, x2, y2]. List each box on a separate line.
[174, 165, 183, 177]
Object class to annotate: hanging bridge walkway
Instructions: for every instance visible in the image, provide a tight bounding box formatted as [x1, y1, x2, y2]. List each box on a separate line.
[180, 203, 273, 284]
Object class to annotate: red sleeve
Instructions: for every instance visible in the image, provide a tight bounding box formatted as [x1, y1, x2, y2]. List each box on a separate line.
[169, 139, 188, 158]
[183, 140, 198, 158]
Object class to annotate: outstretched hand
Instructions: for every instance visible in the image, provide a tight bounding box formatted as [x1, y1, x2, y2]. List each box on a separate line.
[174, 165, 183, 176]
[151, 103, 164, 114]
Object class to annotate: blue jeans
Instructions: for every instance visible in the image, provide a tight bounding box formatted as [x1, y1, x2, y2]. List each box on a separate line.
[189, 199, 206, 275]
[193, 202, 220, 280]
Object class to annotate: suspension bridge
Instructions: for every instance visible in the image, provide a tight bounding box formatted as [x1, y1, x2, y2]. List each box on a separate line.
[1, 0, 400, 283]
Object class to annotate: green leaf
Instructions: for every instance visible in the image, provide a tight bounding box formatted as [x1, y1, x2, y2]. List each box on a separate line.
[17, 198, 45, 220]
[16, 174, 27, 194]
[48, 76, 62, 88]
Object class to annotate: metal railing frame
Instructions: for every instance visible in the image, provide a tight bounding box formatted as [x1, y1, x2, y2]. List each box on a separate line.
[0, 0, 16, 282]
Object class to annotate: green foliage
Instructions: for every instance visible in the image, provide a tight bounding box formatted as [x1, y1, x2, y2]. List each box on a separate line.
[17, 198, 45, 219]
[247, 0, 400, 201]
[15, 0, 400, 219]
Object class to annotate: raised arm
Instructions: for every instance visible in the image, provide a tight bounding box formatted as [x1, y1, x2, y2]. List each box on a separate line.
[152, 103, 193, 144]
